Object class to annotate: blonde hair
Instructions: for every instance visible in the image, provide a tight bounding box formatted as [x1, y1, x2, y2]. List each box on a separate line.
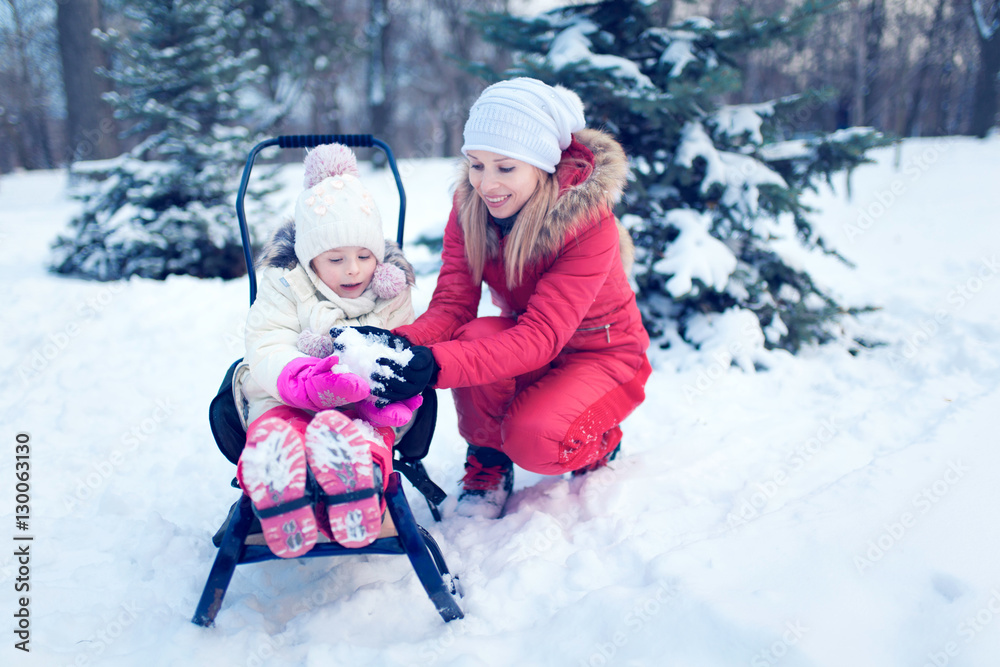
[459, 165, 562, 287]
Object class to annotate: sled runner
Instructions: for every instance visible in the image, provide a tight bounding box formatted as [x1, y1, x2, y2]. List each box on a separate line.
[192, 134, 463, 627]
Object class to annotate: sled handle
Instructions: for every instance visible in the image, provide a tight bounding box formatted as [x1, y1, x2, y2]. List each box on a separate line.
[277, 134, 374, 149]
[235, 134, 407, 305]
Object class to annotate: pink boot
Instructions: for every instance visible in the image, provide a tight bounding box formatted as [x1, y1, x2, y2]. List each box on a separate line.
[304, 411, 383, 548]
[237, 417, 318, 558]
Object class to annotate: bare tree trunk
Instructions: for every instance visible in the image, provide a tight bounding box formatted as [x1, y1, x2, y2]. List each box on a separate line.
[903, 0, 949, 136]
[970, 0, 1000, 137]
[432, 0, 510, 158]
[56, 0, 120, 163]
[651, 0, 676, 24]
[850, 0, 868, 126]
[442, 1, 479, 158]
[863, 0, 885, 126]
[6, 0, 55, 169]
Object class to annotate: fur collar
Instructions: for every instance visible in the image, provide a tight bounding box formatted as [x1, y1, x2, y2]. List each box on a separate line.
[256, 218, 415, 284]
[456, 127, 631, 265]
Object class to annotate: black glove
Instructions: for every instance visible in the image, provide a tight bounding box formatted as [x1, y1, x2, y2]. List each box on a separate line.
[329, 326, 412, 354]
[370, 346, 439, 402]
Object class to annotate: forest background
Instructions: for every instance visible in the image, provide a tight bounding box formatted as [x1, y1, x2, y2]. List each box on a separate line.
[2, 0, 998, 174]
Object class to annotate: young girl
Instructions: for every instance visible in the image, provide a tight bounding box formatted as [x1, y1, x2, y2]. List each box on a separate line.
[231, 143, 421, 558]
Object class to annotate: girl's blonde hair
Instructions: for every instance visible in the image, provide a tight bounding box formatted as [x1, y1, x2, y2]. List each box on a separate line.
[459, 164, 565, 287]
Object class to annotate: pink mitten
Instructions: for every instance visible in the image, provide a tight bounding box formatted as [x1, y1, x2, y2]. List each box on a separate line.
[277, 356, 371, 412]
[355, 394, 424, 428]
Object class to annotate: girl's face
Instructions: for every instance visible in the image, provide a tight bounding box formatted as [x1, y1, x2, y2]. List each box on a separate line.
[466, 150, 543, 219]
[310, 246, 377, 298]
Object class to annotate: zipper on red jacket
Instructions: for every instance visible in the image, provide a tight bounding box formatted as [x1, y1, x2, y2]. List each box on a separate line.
[577, 323, 612, 343]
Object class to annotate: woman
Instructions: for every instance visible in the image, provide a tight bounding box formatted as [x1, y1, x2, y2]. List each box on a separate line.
[377, 77, 651, 518]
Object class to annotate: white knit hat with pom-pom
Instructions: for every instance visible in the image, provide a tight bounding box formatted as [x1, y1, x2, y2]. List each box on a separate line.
[294, 144, 386, 268]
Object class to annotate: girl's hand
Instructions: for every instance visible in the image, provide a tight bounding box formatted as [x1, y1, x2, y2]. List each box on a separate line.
[277, 356, 371, 411]
[356, 394, 424, 428]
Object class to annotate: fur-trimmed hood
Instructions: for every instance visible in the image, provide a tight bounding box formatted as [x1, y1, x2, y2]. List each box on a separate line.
[255, 218, 415, 285]
[455, 127, 632, 269]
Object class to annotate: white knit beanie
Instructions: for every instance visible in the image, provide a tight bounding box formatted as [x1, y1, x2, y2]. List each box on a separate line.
[294, 144, 386, 268]
[461, 77, 586, 173]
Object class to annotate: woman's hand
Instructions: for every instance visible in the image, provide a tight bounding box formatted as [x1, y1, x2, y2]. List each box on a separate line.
[370, 346, 439, 402]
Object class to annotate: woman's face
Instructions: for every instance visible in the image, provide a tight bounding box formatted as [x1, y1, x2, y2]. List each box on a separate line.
[466, 151, 543, 219]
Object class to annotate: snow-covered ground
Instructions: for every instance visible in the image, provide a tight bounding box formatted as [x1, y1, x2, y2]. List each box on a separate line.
[1, 135, 999, 667]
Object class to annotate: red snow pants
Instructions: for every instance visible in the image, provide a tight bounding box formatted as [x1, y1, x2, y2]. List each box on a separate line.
[451, 317, 651, 475]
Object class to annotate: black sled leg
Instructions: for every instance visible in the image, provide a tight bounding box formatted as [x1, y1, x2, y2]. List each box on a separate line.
[384, 473, 464, 622]
[192, 494, 254, 626]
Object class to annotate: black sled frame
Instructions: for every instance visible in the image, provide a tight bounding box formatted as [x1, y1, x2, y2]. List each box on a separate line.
[192, 134, 462, 627]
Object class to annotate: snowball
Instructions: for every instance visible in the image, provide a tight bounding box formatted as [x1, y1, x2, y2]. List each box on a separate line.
[330, 327, 414, 391]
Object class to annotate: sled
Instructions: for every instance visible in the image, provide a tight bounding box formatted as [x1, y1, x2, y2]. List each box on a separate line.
[192, 134, 463, 627]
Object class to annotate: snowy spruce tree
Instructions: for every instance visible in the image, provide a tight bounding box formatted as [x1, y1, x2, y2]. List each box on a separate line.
[50, 0, 268, 280]
[473, 0, 891, 358]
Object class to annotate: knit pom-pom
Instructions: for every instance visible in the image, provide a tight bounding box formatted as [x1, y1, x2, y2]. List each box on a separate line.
[297, 328, 335, 357]
[303, 144, 361, 189]
[371, 262, 407, 299]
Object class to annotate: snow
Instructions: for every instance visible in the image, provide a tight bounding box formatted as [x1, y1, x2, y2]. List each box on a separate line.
[549, 19, 655, 89]
[660, 36, 698, 78]
[676, 121, 788, 215]
[2, 134, 1000, 666]
[646, 23, 722, 76]
[240, 425, 300, 506]
[653, 29, 700, 78]
[758, 138, 811, 161]
[710, 103, 776, 146]
[681, 307, 766, 375]
[652, 209, 737, 297]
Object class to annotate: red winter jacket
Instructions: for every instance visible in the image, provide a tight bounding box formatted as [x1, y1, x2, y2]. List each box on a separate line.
[395, 128, 650, 397]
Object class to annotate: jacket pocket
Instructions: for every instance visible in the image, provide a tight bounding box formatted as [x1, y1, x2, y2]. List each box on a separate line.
[575, 322, 613, 344]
